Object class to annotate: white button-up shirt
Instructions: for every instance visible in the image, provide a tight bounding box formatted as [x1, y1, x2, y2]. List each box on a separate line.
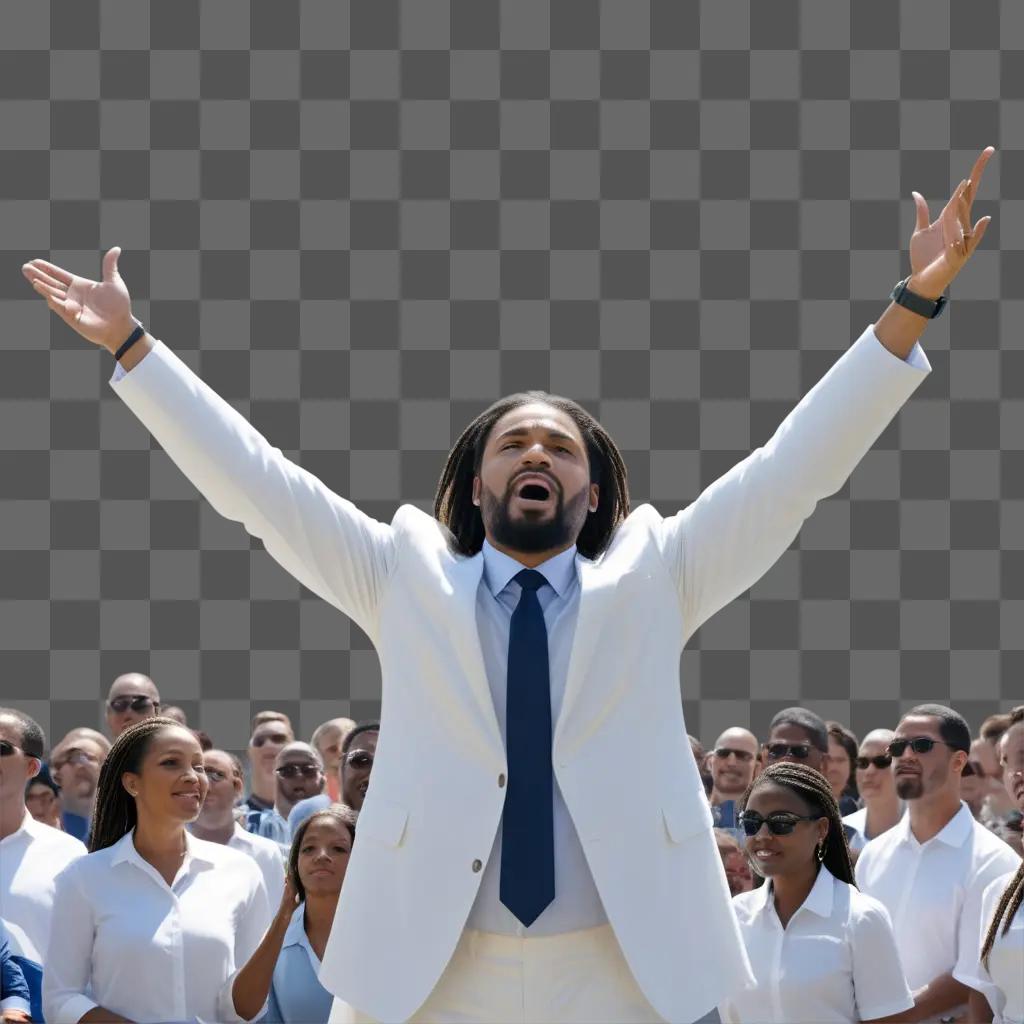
[954, 869, 1024, 1024]
[0, 810, 86, 964]
[719, 865, 914, 1023]
[229, 822, 286, 908]
[43, 827, 272, 1024]
[856, 801, 1021, 1020]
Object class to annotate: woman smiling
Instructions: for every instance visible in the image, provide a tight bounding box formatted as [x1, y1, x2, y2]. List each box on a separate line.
[719, 763, 914, 1024]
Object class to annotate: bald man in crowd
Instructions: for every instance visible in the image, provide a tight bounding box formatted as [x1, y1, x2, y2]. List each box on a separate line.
[707, 728, 759, 828]
[104, 673, 161, 738]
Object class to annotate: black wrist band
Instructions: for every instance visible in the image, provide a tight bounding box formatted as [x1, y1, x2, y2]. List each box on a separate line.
[114, 323, 146, 361]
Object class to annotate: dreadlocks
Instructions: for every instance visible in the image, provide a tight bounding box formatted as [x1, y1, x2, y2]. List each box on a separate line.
[88, 715, 181, 853]
[433, 391, 630, 560]
[980, 704, 1024, 969]
[739, 760, 856, 885]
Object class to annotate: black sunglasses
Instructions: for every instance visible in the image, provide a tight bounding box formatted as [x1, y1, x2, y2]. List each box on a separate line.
[108, 695, 158, 713]
[275, 764, 321, 779]
[714, 747, 755, 763]
[887, 737, 960, 758]
[737, 811, 823, 837]
[0, 740, 24, 757]
[346, 751, 374, 769]
[765, 743, 813, 761]
[856, 754, 893, 770]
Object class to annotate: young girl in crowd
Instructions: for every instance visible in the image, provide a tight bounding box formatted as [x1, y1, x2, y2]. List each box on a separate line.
[42, 717, 270, 1023]
[230, 805, 357, 1022]
[718, 762, 914, 1024]
[955, 705, 1024, 1024]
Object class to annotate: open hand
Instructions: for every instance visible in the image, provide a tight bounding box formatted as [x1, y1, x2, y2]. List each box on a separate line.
[21, 246, 138, 353]
[908, 146, 994, 299]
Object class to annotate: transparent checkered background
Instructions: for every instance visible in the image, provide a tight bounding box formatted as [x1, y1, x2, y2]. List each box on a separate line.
[2, 0, 1023, 756]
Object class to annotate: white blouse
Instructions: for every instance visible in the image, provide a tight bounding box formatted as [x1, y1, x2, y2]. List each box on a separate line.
[954, 869, 1024, 1024]
[42, 827, 272, 1023]
[719, 866, 914, 1023]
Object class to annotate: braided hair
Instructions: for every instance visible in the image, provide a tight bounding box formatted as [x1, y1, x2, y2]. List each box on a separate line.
[980, 705, 1024, 968]
[739, 761, 856, 885]
[434, 391, 630, 560]
[87, 716, 184, 853]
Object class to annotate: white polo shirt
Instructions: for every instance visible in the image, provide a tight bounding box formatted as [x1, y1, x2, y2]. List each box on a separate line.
[953, 869, 1024, 1024]
[229, 821, 286, 907]
[0, 810, 86, 963]
[42, 827, 271, 1024]
[855, 801, 1021, 1018]
[719, 864, 914, 1023]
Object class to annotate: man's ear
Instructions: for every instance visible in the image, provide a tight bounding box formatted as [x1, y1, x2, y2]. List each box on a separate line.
[472, 476, 481, 508]
[589, 482, 599, 513]
[26, 756, 42, 782]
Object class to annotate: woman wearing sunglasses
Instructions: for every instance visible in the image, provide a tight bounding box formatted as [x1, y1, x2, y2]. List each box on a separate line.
[718, 762, 913, 1024]
[954, 705, 1024, 1024]
[842, 730, 905, 851]
[229, 805, 357, 1022]
[42, 716, 271, 1023]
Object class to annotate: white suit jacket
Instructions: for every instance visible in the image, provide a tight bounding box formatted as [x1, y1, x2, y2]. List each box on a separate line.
[110, 325, 929, 1023]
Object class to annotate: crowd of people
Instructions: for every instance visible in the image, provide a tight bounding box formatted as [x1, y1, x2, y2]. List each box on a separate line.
[1, 673, 1021, 1023]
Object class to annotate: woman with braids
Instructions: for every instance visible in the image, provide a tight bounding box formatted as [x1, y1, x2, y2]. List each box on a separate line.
[954, 705, 1024, 1024]
[42, 717, 272, 1024]
[22, 145, 996, 1022]
[718, 762, 914, 1024]
[229, 805, 357, 1022]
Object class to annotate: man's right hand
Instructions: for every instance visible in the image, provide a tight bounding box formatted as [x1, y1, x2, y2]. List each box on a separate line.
[22, 246, 138, 354]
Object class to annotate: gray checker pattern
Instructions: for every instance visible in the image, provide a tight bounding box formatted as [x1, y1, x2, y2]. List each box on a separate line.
[1, 0, 1023, 756]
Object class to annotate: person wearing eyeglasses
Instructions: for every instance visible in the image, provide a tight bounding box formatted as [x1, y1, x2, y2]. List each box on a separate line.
[50, 731, 109, 842]
[708, 728, 760, 828]
[243, 717, 296, 816]
[953, 705, 1024, 1024]
[190, 749, 287, 908]
[248, 743, 326, 853]
[842, 730, 905, 852]
[854, 704, 1021, 1024]
[104, 672, 162, 739]
[763, 708, 832, 775]
[230, 806, 358, 1023]
[718, 762, 913, 1024]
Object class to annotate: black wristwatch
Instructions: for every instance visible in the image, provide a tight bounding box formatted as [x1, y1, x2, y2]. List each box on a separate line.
[890, 276, 948, 319]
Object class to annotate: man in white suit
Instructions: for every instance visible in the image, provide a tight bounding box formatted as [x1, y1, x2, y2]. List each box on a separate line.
[23, 147, 994, 1023]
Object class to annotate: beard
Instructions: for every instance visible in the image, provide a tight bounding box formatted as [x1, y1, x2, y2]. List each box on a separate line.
[481, 477, 591, 554]
[895, 773, 924, 800]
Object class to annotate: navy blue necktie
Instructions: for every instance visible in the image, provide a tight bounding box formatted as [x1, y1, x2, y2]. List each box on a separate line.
[500, 568, 555, 927]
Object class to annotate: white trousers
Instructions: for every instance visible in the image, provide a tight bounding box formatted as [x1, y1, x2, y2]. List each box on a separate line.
[327, 923, 667, 1024]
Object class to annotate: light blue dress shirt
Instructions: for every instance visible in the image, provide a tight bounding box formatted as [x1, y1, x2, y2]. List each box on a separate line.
[465, 539, 608, 936]
[262, 903, 334, 1023]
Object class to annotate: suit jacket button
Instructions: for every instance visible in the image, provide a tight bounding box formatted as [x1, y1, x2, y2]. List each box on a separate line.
[498, 773, 506, 787]
[472, 859, 483, 872]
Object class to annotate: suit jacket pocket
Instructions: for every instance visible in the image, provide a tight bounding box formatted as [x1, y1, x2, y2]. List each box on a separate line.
[661, 795, 714, 844]
[356, 798, 409, 847]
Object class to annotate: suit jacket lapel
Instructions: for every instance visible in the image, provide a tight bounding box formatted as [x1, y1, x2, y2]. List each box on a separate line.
[446, 552, 505, 754]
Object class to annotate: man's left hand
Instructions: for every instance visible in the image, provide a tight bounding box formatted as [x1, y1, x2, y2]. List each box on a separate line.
[908, 146, 994, 299]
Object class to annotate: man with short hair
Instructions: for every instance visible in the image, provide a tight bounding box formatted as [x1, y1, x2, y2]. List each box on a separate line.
[340, 723, 378, 812]
[242, 715, 295, 815]
[248, 742, 325, 852]
[707, 728, 759, 826]
[0, 709, 86, 1022]
[843, 728, 904, 851]
[856, 704, 1021, 1023]
[713, 830, 753, 897]
[49, 731, 107, 842]
[161, 704, 188, 726]
[763, 707, 831, 775]
[312, 717, 356, 802]
[104, 672, 161, 738]
[190, 749, 285, 908]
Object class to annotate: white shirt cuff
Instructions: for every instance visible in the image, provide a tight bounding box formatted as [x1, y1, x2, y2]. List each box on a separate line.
[110, 358, 128, 384]
[49, 991, 100, 1023]
[0, 995, 32, 1013]
[867, 324, 931, 373]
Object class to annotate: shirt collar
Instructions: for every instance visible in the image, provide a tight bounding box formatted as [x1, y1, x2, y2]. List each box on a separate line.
[896, 800, 975, 849]
[282, 902, 308, 950]
[481, 538, 578, 599]
[109, 826, 218, 869]
[751, 864, 837, 922]
[1, 808, 39, 845]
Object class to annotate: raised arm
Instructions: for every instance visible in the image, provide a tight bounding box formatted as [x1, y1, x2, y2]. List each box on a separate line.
[656, 146, 994, 641]
[23, 250, 395, 639]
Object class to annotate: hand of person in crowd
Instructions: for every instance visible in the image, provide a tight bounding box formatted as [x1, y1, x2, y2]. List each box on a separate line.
[21, 247, 139, 355]
[0, 1008, 31, 1023]
[277, 870, 300, 919]
[907, 146, 994, 300]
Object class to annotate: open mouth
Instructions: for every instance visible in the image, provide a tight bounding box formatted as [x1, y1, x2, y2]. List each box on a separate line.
[512, 475, 557, 506]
